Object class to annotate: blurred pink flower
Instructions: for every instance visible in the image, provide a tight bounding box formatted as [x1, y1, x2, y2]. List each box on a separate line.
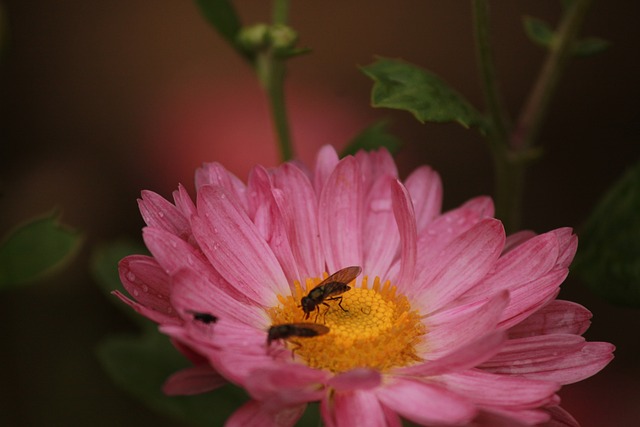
[116, 146, 614, 426]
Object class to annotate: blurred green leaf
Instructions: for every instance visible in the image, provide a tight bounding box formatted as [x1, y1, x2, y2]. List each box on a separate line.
[98, 330, 247, 427]
[91, 239, 152, 325]
[0, 213, 82, 289]
[341, 121, 402, 157]
[523, 16, 555, 48]
[362, 58, 485, 130]
[572, 36, 610, 57]
[574, 160, 640, 307]
[194, 0, 249, 59]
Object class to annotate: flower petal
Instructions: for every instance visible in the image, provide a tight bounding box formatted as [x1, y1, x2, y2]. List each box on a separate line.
[314, 145, 340, 196]
[272, 162, 324, 278]
[170, 267, 268, 327]
[330, 389, 388, 427]
[391, 178, 417, 289]
[226, 400, 305, 427]
[112, 290, 178, 325]
[413, 218, 506, 310]
[551, 228, 577, 268]
[318, 156, 363, 271]
[507, 300, 592, 338]
[195, 162, 248, 211]
[118, 254, 175, 317]
[481, 339, 615, 385]
[162, 364, 227, 395]
[502, 230, 537, 254]
[194, 185, 289, 306]
[138, 190, 190, 240]
[403, 165, 442, 233]
[172, 184, 197, 227]
[543, 406, 580, 427]
[375, 378, 477, 425]
[361, 175, 399, 279]
[245, 363, 329, 407]
[440, 369, 559, 408]
[422, 291, 509, 359]
[328, 368, 381, 392]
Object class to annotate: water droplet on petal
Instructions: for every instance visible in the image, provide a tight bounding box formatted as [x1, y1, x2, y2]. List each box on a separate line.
[126, 272, 136, 282]
[158, 211, 165, 218]
[142, 285, 149, 292]
[132, 289, 140, 297]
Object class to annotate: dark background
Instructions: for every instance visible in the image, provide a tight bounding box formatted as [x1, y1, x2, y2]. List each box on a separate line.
[1, 1, 639, 426]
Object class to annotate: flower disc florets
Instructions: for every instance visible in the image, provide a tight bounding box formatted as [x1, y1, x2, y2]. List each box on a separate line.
[269, 275, 425, 373]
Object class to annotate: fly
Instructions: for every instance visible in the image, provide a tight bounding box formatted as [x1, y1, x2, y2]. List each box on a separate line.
[188, 311, 218, 324]
[267, 322, 330, 346]
[301, 266, 362, 320]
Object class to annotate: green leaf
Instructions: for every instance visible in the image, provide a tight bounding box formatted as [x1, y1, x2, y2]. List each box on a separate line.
[98, 330, 247, 426]
[574, 160, 640, 307]
[361, 58, 485, 129]
[194, 0, 248, 59]
[0, 213, 82, 289]
[523, 16, 555, 48]
[341, 121, 402, 158]
[572, 37, 610, 57]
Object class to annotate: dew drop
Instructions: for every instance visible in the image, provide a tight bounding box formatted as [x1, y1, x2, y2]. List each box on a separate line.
[142, 285, 149, 293]
[158, 211, 165, 218]
[132, 289, 140, 297]
[126, 271, 136, 282]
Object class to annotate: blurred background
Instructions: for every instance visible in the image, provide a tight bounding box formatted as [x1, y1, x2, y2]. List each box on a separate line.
[1, 1, 638, 426]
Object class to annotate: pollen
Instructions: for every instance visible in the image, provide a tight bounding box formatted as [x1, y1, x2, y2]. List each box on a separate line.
[268, 274, 426, 373]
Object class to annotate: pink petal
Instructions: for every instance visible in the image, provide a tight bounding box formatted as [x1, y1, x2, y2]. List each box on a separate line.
[170, 267, 267, 327]
[416, 196, 495, 257]
[314, 145, 340, 196]
[507, 300, 592, 338]
[481, 340, 615, 385]
[542, 406, 580, 427]
[361, 175, 399, 279]
[498, 269, 568, 330]
[422, 291, 509, 359]
[162, 364, 227, 395]
[480, 334, 586, 368]
[138, 190, 190, 240]
[391, 179, 417, 289]
[272, 162, 324, 278]
[330, 389, 388, 427]
[172, 184, 197, 227]
[194, 185, 289, 306]
[502, 230, 537, 254]
[551, 228, 577, 268]
[248, 166, 300, 284]
[440, 369, 559, 408]
[482, 407, 551, 425]
[118, 254, 174, 316]
[355, 148, 398, 184]
[328, 368, 381, 392]
[226, 400, 305, 427]
[403, 165, 443, 233]
[318, 156, 363, 271]
[397, 331, 506, 377]
[375, 378, 477, 425]
[245, 363, 329, 407]
[195, 162, 248, 211]
[413, 218, 506, 310]
[112, 290, 178, 325]
[468, 232, 559, 299]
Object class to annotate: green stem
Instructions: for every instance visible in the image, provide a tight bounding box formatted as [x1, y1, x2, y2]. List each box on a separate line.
[511, 0, 594, 150]
[260, 0, 294, 162]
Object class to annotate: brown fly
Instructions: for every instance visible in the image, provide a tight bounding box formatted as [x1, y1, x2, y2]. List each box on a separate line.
[267, 322, 330, 347]
[301, 266, 362, 320]
[187, 310, 218, 324]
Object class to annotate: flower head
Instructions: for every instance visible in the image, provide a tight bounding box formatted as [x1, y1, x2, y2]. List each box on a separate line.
[117, 146, 614, 426]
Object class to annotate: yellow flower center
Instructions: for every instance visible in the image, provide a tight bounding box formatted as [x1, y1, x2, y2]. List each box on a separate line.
[268, 274, 426, 373]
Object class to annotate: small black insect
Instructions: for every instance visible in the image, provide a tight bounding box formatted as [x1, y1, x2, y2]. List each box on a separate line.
[189, 311, 218, 324]
[301, 266, 362, 320]
[267, 322, 330, 346]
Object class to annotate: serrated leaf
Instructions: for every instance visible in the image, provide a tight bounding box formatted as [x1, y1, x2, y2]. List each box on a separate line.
[523, 16, 555, 48]
[341, 121, 402, 158]
[98, 330, 247, 427]
[0, 213, 82, 289]
[194, 0, 248, 59]
[91, 239, 153, 326]
[361, 58, 485, 129]
[572, 37, 610, 57]
[574, 160, 640, 307]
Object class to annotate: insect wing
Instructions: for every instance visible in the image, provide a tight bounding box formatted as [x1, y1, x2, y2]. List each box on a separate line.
[319, 266, 362, 289]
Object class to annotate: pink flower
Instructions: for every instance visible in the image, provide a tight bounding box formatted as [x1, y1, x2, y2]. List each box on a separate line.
[116, 146, 614, 426]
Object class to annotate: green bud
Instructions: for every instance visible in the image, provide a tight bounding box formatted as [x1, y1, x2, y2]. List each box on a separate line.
[237, 23, 270, 52]
[268, 24, 298, 55]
